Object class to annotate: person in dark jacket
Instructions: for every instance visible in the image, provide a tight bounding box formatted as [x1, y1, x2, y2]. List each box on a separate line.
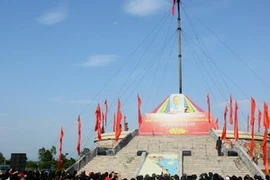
[216, 136, 222, 156]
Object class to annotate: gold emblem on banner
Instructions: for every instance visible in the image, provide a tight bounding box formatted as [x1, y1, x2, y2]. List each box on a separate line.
[168, 128, 188, 135]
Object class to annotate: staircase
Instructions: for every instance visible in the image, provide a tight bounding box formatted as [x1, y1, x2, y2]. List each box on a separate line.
[181, 136, 252, 177]
[183, 156, 251, 177]
[135, 135, 253, 177]
[79, 135, 254, 179]
[80, 136, 142, 179]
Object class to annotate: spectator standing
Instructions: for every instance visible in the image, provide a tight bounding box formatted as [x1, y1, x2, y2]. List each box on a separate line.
[216, 136, 222, 156]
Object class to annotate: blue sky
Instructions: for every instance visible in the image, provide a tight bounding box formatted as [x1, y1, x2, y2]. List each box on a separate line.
[0, 0, 269, 160]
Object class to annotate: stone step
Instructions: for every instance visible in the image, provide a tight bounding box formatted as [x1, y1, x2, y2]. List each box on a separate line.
[183, 155, 251, 177]
[78, 135, 253, 179]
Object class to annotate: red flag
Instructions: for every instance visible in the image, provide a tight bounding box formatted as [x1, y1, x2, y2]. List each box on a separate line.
[224, 106, 228, 125]
[221, 106, 228, 140]
[262, 102, 269, 173]
[234, 101, 239, 141]
[104, 99, 108, 126]
[100, 110, 104, 134]
[113, 114, 116, 132]
[250, 125, 255, 157]
[171, 0, 177, 15]
[258, 109, 262, 132]
[102, 112, 105, 129]
[264, 102, 269, 128]
[137, 94, 143, 126]
[262, 127, 269, 174]
[247, 115, 250, 132]
[249, 97, 256, 157]
[95, 104, 100, 131]
[57, 127, 64, 170]
[250, 97, 256, 126]
[206, 93, 211, 123]
[229, 95, 233, 124]
[76, 116, 81, 156]
[115, 98, 122, 142]
[215, 118, 219, 130]
[95, 104, 102, 141]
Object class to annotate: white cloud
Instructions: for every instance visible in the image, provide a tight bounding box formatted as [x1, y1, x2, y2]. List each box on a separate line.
[78, 55, 118, 67]
[123, 0, 170, 16]
[0, 112, 8, 116]
[38, 2, 68, 25]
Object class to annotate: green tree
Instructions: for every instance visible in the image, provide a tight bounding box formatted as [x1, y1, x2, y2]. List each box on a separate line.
[0, 152, 6, 164]
[26, 160, 38, 171]
[38, 146, 56, 169]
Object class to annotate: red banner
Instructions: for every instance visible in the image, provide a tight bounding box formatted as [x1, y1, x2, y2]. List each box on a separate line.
[139, 112, 216, 135]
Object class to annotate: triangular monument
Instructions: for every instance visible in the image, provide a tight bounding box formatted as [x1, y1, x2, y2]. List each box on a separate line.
[139, 94, 216, 135]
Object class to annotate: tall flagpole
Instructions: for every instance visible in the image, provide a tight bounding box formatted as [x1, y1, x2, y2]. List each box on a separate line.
[177, 0, 182, 94]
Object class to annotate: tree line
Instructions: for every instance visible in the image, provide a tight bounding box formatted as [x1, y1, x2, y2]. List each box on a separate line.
[0, 147, 90, 170]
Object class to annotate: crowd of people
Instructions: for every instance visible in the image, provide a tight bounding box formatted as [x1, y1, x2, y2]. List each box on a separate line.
[0, 169, 269, 180]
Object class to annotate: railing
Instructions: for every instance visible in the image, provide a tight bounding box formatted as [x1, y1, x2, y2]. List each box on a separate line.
[209, 128, 265, 177]
[113, 129, 138, 154]
[132, 152, 147, 178]
[234, 145, 265, 178]
[209, 128, 219, 140]
[66, 129, 139, 174]
[178, 151, 183, 176]
[66, 145, 98, 174]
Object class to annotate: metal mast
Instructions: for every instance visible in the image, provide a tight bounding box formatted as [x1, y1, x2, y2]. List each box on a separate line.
[177, 0, 182, 94]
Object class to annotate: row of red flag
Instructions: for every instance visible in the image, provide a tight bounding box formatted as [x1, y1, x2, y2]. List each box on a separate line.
[56, 118, 80, 170]
[56, 95, 144, 170]
[95, 95, 143, 142]
[56, 93, 268, 171]
[206, 94, 270, 173]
